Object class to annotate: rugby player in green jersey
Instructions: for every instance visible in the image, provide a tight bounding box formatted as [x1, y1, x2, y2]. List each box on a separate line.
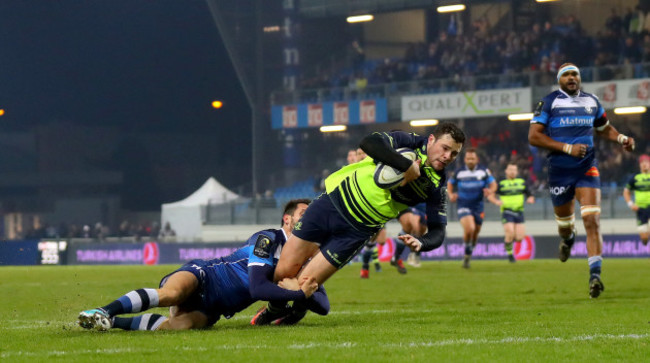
[251, 123, 465, 325]
[487, 162, 535, 262]
[623, 154, 650, 246]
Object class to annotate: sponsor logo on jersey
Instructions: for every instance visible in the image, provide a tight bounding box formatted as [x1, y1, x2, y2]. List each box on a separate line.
[558, 117, 592, 126]
[533, 101, 544, 116]
[293, 221, 302, 231]
[549, 186, 569, 196]
[253, 235, 272, 258]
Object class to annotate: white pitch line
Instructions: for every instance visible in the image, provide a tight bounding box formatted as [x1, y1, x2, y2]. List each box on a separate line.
[1, 333, 648, 358]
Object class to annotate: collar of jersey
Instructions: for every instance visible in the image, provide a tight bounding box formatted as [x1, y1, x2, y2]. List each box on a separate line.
[415, 147, 442, 184]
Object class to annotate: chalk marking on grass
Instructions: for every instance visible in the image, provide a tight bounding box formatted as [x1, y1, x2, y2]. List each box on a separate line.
[1, 333, 648, 358]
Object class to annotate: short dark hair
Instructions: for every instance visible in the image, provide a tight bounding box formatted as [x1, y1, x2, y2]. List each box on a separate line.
[433, 122, 465, 146]
[281, 198, 311, 226]
[507, 161, 518, 167]
[465, 147, 477, 155]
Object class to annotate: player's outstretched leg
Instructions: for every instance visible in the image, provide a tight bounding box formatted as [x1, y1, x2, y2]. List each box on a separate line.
[112, 313, 168, 331]
[78, 288, 160, 331]
[78, 308, 112, 331]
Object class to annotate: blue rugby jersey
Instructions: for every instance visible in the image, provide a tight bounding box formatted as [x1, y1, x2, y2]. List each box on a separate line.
[449, 165, 495, 210]
[201, 229, 287, 318]
[531, 89, 608, 170]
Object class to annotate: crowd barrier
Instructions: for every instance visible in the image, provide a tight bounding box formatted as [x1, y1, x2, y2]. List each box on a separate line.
[1, 234, 647, 266]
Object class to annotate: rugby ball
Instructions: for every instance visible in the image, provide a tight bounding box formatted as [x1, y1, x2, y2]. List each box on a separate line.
[373, 147, 417, 189]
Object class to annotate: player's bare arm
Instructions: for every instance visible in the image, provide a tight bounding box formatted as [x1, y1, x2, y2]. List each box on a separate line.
[401, 159, 422, 186]
[529, 123, 588, 158]
[595, 123, 635, 152]
[447, 181, 458, 203]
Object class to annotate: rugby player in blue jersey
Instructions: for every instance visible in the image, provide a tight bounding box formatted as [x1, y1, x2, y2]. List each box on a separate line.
[447, 148, 497, 269]
[77, 199, 329, 331]
[529, 63, 635, 298]
[251, 123, 465, 325]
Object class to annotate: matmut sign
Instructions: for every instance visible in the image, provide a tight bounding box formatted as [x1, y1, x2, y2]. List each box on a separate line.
[402, 88, 531, 120]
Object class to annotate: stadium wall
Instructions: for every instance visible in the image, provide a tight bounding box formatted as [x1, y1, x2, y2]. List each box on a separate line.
[1, 223, 647, 266]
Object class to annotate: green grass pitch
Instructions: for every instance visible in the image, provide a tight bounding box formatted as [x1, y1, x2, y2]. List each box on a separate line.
[1, 259, 649, 362]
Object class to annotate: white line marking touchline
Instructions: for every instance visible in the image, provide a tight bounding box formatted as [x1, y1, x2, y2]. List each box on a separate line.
[1, 333, 648, 358]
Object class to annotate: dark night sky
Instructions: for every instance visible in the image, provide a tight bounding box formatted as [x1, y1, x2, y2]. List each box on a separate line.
[0, 0, 252, 208]
[0, 0, 248, 133]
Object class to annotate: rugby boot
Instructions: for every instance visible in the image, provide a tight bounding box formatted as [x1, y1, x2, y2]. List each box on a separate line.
[589, 275, 605, 299]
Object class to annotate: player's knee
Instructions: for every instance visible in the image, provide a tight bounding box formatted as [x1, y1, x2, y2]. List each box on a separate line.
[580, 206, 601, 231]
[582, 215, 600, 232]
[555, 214, 574, 234]
[637, 224, 649, 235]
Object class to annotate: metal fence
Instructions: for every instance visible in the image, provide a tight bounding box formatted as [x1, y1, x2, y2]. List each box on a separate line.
[271, 62, 650, 107]
[205, 186, 636, 225]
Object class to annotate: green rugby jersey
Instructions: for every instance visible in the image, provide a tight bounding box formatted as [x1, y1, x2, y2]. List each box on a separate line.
[496, 177, 531, 212]
[325, 131, 447, 229]
[626, 173, 650, 208]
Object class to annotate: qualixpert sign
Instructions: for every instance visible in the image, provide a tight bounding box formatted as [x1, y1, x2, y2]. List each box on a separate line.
[401, 88, 532, 120]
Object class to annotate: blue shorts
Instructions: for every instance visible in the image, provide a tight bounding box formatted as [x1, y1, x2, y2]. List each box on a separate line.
[637, 207, 650, 225]
[501, 210, 524, 224]
[457, 207, 484, 225]
[293, 193, 380, 269]
[159, 260, 221, 327]
[548, 164, 600, 207]
[397, 207, 427, 224]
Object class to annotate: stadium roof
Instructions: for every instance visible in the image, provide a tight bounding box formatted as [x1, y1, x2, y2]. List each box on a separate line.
[298, 0, 508, 18]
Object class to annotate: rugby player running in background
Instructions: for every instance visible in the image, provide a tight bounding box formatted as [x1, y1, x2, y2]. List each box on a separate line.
[447, 148, 497, 269]
[251, 123, 465, 325]
[486, 162, 535, 263]
[78, 199, 329, 331]
[529, 62, 635, 298]
[623, 154, 650, 246]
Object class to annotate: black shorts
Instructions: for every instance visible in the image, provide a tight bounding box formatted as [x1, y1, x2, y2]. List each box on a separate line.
[293, 193, 380, 269]
[159, 260, 221, 327]
[501, 210, 524, 224]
